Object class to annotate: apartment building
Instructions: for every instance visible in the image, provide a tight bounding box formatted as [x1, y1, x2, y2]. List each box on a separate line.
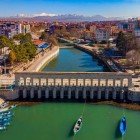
[95, 28, 110, 42]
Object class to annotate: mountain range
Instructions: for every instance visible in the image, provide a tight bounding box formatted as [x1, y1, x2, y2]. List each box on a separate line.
[0, 14, 125, 22]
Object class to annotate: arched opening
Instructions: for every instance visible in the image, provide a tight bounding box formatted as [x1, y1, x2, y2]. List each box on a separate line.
[123, 78, 128, 87]
[40, 78, 46, 86]
[85, 79, 91, 86]
[19, 77, 24, 86]
[26, 77, 31, 86]
[33, 78, 39, 86]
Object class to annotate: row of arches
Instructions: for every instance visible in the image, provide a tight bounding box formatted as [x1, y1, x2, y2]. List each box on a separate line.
[18, 77, 129, 87]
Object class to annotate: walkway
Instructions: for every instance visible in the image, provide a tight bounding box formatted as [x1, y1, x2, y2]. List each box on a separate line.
[0, 46, 59, 86]
[26, 46, 59, 72]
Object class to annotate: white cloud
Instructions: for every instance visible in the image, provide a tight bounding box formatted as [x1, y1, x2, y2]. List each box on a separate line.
[33, 13, 56, 17]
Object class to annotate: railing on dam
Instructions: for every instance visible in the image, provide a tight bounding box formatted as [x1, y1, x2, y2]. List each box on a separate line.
[15, 72, 132, 88]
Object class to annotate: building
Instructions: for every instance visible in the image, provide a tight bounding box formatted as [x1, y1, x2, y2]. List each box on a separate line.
[22, 24, 31, 34]
[0, 22, 22, 38]
[95, 28, 110, 42]
[134, 29, 140, 37]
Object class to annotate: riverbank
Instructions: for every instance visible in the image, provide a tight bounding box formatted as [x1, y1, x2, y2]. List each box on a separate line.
[26, 46, 59, 72]
[9, 101, 140, 111]
[58, 38, 122, 72]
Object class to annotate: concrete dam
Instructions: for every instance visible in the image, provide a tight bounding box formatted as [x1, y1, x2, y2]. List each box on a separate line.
[2, 71, 135, 103]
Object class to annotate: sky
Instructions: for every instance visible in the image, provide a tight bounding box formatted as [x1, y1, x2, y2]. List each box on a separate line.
[0, 0, 140, 17]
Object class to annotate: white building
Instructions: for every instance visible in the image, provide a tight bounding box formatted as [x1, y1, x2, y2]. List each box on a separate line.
[95, 28, 110, 42]
[22, 24, 31, 34]
[0, 23, 22, 38]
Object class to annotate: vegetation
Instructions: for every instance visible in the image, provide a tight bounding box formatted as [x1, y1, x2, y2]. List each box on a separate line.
[8, 50, 16, 65]
[116, 31, 127, 56]
[116, 31, 140, 72]
[12, 33, 36, 63]
[40, 32, 58, 46]
[0, 34, 37, 64]
[0, 35, 13, 49]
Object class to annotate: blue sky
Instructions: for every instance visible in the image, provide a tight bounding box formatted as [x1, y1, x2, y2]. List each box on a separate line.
[0, 0, 140, 17]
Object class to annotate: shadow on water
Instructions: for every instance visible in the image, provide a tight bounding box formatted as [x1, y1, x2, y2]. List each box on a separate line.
[68, 122, 75, 138]
[115, 120, 122, 139]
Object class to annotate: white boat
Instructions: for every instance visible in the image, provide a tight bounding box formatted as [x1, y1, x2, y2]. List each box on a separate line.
[9, 105, 17, 110]
[0, 102, 9, 109]
[0, 126, 6, 130]
[73, 116, 83, 135]
[0, 104, 17, 113]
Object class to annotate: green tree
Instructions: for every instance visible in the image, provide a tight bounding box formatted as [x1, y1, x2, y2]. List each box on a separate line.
[8, 50, 16, 64]
[0, 35, 11, 49]
[116, 31, 127, 56]
[40, 32, 47, 40]
[13, 33, 32, 44]
[22, 42, 37, 60]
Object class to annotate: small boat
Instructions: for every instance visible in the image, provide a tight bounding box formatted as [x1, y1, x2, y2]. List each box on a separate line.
[119, 117, 127, 136]
[0, 104, 17, 113]
[0, 102, 9, 109]
[0, 122, 10, 126]
[73, 116, 83, 135]
[0, 126, 6, 131]
[9, 105, 17, 110]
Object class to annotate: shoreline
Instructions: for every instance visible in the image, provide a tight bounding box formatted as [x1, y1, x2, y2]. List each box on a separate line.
[9, 101, 140, 111]
[26, 46, 59, 72]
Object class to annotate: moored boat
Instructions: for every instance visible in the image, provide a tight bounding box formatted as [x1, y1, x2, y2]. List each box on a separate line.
[119, 116, 127, 136]
[0, 104, 17, 113]
[0, 126, 6, 131]
[73, 116, 83, 135]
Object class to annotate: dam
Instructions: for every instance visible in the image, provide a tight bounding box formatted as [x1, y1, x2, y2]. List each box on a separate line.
[0, 47, 139, 103]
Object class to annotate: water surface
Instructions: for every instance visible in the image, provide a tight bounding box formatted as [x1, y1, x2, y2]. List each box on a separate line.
[0, 103, 139, 140]
[42, 48, 109, 72]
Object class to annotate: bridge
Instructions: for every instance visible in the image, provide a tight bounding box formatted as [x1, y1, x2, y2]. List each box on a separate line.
[7, 71, 140, 103]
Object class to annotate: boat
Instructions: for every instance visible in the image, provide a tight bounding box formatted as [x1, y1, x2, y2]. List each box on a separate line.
[9, 105, 17, 110]
[0, 126, 6, 131]
[0, 104, 17, 113]
[0, 121, 10, 126]
[73, 116, 83, 135]
[0, 102, 9, 109]
[119, 117, 127, 136]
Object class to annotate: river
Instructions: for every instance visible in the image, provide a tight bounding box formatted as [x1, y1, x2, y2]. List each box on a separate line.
[1, 47, 139, 140]
[41, 48, 110, 72]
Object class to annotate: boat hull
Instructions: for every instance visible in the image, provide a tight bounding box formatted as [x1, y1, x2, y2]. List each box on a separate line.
[119, 117, 127, 136]
[73, 117, 83, 135]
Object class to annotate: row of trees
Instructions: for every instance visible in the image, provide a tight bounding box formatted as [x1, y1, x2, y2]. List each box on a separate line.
[116, 31, 140, 71]
[116, 31, 139, 56]
[40, 32, 58, 46]
[0, 33, 37, 65]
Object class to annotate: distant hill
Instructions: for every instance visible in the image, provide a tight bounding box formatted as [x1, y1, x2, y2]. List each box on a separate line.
[32, 14, 125, 22]
[0, 14, 125, 22]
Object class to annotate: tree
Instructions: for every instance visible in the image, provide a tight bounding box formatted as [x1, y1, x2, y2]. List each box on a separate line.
[40, 32, 47, 40]
[0, 35, 11, 49]
[8, 50, 16, 65]
[116, 31, 126, 56]
[13, 33, 32, 44]
[22, 42, 37, 60]
[20, 33, 32, 44]
[47, 36, 58, 46]
[126, 49, 140, 73]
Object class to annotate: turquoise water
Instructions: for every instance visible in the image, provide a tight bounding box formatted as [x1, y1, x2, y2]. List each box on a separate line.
[0, 103, 140, 140]
[42, 48, 109, 72]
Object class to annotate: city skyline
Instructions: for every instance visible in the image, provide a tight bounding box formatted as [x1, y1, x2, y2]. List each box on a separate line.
[0, 0, 140, 18]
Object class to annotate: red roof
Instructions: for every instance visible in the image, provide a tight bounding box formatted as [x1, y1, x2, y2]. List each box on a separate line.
[33, 39, 45, 46]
